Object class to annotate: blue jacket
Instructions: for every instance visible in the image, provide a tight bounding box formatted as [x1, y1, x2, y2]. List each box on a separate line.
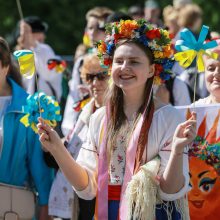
[0, 78, 54, 205]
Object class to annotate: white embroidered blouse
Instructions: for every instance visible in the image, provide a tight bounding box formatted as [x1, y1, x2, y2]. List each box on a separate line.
[74, 104, 190, 201]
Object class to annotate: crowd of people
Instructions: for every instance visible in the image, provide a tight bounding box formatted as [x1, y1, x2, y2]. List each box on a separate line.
[0, 0, 220, 219]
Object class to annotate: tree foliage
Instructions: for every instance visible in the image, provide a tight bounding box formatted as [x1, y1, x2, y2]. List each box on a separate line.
[0, 0, 219, 55]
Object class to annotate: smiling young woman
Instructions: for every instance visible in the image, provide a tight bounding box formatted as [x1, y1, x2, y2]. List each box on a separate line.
[37, 20, 197, 220]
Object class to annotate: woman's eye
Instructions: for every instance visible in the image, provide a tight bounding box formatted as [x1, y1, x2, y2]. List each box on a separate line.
[207, 66, 215, 71]
[199, 177, 217, 193]
[87, 26, 96, 31]
[130, 60, 139, 64]
[114, 59, 123, 64]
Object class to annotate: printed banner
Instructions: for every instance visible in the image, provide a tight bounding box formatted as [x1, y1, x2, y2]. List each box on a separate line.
[176, 104, 220, 220]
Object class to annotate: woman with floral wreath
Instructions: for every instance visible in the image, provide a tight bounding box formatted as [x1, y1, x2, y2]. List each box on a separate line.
[37, 19, 196, 220]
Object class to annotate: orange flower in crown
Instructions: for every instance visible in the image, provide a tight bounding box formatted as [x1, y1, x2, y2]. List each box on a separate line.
[96, 19, 174, 85]
[97, 41, 107, 54]
[119, 20, 139, 38]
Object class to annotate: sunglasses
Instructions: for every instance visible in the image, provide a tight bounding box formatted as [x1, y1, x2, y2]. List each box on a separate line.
[85, 71, 108, 82]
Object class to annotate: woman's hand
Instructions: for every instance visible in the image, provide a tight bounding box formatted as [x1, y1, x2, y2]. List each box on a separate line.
[172, 112, 197, 154]
[37, 117, 63, 153]
[17, 21, 36, 49]
[38, 119, 89, 191]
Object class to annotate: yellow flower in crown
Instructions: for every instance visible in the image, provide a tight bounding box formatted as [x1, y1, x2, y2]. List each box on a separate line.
[96, 19, 175, 84]
[161, 29, 170, 38]
[153, 51, 164, 59]
[153, 76, 162, 85]
[97, 41, 107, 54]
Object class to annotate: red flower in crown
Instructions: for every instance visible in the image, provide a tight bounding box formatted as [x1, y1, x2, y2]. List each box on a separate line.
[104, 58, 112, 66]
[154, 64, 163, 76]
[114, 33, 122, 43]
[146, 29, 161, 40]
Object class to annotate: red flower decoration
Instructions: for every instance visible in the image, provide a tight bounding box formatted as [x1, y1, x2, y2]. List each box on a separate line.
[154, 64, 163, 76]
[146, 29, 161, 40]
[114, 33, 122, 43]
[104, 58, 112, 66]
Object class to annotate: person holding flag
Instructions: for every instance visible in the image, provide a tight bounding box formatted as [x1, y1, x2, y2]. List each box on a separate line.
[0, 36, 53, 220]
[16, 16, 63, 102]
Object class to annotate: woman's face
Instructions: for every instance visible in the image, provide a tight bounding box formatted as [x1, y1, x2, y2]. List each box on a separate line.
[85, 67, 109, 105]
[111, 42, 154, 93]
[204, 57, 220, 100]
[86, 17, 105, 45]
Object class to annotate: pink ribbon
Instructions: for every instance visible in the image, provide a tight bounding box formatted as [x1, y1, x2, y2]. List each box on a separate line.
[97, 105, 148, 219]
[119, 112, 146, 219]
[97, 110, 108, 219]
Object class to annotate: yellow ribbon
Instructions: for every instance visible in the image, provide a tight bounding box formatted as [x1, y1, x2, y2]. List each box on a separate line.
[20, 114, 57, 133]
[17, 53, 35, 79]
[174, 49, 219, 72]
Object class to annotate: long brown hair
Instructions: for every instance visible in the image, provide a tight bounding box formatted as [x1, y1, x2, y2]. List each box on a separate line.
[0, 37, 22, 86]
[105, 40, 155, 169]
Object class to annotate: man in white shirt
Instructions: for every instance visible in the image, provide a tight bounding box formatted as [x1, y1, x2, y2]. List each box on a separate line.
[16, 16, 62, 102]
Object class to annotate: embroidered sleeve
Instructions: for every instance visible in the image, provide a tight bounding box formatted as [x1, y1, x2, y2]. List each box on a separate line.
[74, 108, 105, 200]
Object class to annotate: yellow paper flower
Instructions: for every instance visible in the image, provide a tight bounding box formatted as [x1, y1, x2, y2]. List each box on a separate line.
[161, 29, 170, 38]
[98, 41, 107, 53]
[153, 76, 162, 85]
[154, 51, 164, 59]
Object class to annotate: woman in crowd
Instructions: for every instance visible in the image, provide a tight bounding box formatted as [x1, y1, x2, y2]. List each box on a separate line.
[48, 53, 109, 220]
[38, 20, 196, 220]
[194, 40, 220, 105]
[0, 37, 53, 219]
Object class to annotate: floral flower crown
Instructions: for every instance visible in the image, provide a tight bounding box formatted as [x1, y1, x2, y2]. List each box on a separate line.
[96, 19, 174, 85]
[189, 136, 220, 174]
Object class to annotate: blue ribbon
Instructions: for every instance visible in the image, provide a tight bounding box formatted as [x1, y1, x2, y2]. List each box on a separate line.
[13, 50, 33, 60]
[22, 92, 61, 125]
[175, 25, 217, 52]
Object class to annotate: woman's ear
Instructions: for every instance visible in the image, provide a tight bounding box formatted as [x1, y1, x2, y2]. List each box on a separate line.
[149, 64, 155, 78]
[3, 65, 10, 77]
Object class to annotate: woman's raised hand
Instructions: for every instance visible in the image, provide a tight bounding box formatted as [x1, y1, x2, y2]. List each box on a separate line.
[172, 112, 197, 154]
[37, 117, 63, 153]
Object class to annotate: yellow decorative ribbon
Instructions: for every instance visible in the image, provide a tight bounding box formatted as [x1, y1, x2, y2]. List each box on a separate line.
[13, 50, 35, 78]
[174, 49, 219, 73]
[174, 25, 219, 72]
